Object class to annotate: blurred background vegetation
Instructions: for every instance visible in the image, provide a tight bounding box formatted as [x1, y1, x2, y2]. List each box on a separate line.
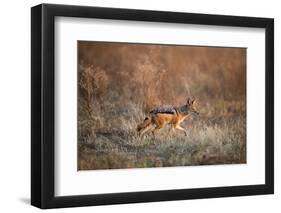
[78, 41, 246, 170]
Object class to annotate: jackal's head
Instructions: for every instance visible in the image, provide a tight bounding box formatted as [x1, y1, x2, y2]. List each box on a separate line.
[179, 98, 199, 116]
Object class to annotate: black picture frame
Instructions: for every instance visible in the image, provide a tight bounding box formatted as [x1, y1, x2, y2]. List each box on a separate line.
[31, 3, 274, 209]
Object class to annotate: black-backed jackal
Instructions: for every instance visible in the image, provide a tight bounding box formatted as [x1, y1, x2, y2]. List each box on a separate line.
[137, 98, 199, 136]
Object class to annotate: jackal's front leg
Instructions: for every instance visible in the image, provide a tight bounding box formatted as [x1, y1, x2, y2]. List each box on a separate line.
[175, 125, 187, 136]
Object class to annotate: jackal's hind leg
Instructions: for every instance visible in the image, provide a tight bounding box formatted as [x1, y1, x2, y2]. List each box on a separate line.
[167, 125, 175, 137]
[139, 124, 154, 137]
[152, 124, 164, 137]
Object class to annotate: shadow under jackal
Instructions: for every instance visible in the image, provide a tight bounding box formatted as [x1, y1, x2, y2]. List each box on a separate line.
[137, 98, 199, 136]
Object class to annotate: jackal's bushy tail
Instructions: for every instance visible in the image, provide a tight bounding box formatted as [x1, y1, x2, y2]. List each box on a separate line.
[137, 116, 152, 132]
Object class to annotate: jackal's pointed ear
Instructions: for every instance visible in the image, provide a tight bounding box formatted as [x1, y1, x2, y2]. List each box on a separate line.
[186, 98, 191, 105]
[191, 99, 196, 105]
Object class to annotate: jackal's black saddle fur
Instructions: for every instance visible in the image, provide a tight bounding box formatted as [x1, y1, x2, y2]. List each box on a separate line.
[150, 106, 177, 114]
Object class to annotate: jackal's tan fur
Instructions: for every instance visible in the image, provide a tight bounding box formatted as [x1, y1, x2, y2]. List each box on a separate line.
[137, 98, 199, 136]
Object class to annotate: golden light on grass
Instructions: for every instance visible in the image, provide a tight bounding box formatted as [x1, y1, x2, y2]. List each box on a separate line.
[78, 41, 246, 170]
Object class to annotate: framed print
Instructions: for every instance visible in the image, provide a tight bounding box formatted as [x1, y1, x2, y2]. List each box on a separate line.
[31, 4, 274, 209]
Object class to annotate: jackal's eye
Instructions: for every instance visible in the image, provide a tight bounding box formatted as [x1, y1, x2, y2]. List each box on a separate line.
[144, 117, 148, 120]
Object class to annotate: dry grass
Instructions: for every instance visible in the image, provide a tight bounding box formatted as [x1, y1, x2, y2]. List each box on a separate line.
[78, 42, 246, 170]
